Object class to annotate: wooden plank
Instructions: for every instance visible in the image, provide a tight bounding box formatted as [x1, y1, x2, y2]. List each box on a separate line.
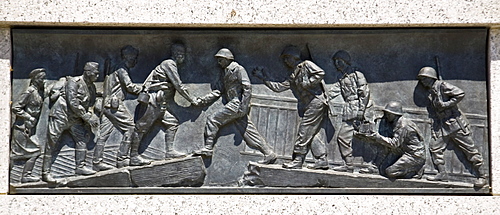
[129, 156, 206, 187]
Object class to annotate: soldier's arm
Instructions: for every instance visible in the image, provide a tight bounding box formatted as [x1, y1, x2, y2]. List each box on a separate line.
[162, 61, 196, 103]
[12, 88, 32, 120]
[264, 79, 291, 92]
[66, 78, 92, 120]
[300, 61, 325, 89]
[199, 74, 223, 105]
[374, 132, 400, 149]
[117, 68, 142, 95]
[239, 67, 252, 113]
[355, 71, 370, 111]
[440, 82, 465, 108]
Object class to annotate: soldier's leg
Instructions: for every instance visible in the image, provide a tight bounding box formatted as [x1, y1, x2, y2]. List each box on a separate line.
[234, 116, 277, 164]
[70, 122, 96, 176]
[161, 109, 186, 159]
[129, 104, 160, 166]
[105, 105, 137, 165]
[450, 130, 487, 187]
[385, 155, 424, 179]
[333, 120, 355, 172]
[92, 114, 115, 171]
[308, 111, 329, 170]
[202, 103, 241, 151]
[427, 136, 448, 181]
[284, 101, 326, 169]
[21, 156, 40, 183]
[42, 117, 67, 182]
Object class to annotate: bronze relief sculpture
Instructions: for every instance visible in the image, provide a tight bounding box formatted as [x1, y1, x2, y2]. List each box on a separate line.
[9, 28, 489, 193]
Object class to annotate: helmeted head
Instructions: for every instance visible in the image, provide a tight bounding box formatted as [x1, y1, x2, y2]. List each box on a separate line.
[214, 48, 234, 68]
[332, 50, 351, 72]
[280, 46, 301, 68]
[383, 101, 403, 122]
[417, 66, 438, 88]
[29, 68, 46, 89]
[121, 45, 139, 68]
[171, 43, 186, 65]
[83, 62, 100, 82]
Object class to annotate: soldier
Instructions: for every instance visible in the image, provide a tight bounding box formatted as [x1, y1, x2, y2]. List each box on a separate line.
[329, 50, 374, 172]
[92, 45, 143, 171]
[42, 62, 100, 183]
[417, 66, 487, 188]
[11, 68, 46, 183]
[193, 48, 277, 164]
[253, 45, 328, 170]
[131, 43, 198, 165]
[358, 101, 425, 179]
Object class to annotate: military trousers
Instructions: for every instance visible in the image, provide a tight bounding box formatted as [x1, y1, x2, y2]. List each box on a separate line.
[205, 100, 274, 156]
[430, 129, 483, 167]
[293, 98, 327, 158]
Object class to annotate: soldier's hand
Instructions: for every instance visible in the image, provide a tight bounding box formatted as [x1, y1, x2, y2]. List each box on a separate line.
[87, 114, 99, 128]
[252, 67, 267, 80]
[191, 97, 202, 106]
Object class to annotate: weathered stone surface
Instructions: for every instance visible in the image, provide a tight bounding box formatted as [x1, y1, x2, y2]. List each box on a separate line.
[129, 156, 206, 187]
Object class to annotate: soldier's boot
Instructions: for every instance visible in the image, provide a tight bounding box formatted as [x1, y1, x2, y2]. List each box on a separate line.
[257, 144, 277, 164]
[129, 139, 151, 166]
[333, 156, 354, 172]
[92, 143, 114, 171]
[193, 138, 214, 157]
[359, 161, 378, 174]
[21, 157, 40, 183]
[282, 154, 305, 169]
[21, 171, 40, 183]
[164, 129, 186, 159]
[427, 164, 448, 182]
[115, 140, 132, 168]
[41, 154, 56, 183]
[75, 149, 96, 176]
[307, 155, 329, 170]
[258, 152, 278, 165]
[473, 163, 488, 188]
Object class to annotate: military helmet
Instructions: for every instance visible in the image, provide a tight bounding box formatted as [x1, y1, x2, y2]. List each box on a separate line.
[214, 48, 234, 60]
[29, 68, 46, 79]
[280, 46, 301, 59]
[417, 67, 438, 80]
[383, 101, 403, 116]
[332, 50, 351, 63]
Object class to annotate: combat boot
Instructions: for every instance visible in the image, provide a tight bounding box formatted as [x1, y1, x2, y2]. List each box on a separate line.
[282, 154, 304, 169]
[258, 152, 277, 165]
[333, 156, 354, 172]
[129, 137, 151, 166]
[116, 157, 130, 168]
[427, 164, 448, 182]
[164, 129, 186, 159]
[21, 172, 40, 183]
[75, 149, 96, 176]
[307, 156, 329, 170]
[130, 155, 151, 166]
[41, 154, 56, 183]
[93, 161, 114, 171]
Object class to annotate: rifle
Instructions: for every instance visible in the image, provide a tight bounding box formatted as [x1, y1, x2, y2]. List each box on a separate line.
[434, 56, 443, 80]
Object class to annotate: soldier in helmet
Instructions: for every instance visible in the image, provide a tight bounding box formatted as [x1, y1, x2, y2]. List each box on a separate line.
[329, 50, 374, 173]
[358, 101, 425, 179]
[92, 45, 144, 171]
[193, 48, 277, 164]
[42, 62, 100, 182]
[131, 43, 199, 165]
[417, 66, 487, 188]
[11, 68, 46, 183]
[253, 45, 328, 170]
